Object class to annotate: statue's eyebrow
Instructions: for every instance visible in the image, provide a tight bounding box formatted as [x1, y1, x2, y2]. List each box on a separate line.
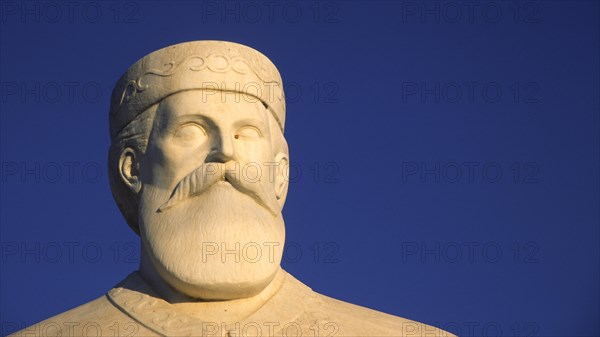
[234, 117, 267, 131]
[164, 114, 215, 131]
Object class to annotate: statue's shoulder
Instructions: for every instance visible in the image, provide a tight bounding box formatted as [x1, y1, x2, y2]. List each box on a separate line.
[312, 293, 455, 337]
[283, 273, 456, 337]
[8, 285, 156, 336]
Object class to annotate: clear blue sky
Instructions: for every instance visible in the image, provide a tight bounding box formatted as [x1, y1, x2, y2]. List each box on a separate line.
[1, 1, 599, 336]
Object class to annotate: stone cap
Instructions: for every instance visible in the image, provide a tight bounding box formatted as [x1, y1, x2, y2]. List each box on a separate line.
[109, 40, 285, 140]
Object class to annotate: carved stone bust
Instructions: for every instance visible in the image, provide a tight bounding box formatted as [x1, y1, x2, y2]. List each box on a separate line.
[12, 41, 454, 337]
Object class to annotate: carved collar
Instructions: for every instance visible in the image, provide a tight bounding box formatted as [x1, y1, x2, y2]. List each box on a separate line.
[107, 270, 314, 337]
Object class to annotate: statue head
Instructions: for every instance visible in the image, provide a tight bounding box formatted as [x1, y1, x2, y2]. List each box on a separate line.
[107, 41, 289, 300]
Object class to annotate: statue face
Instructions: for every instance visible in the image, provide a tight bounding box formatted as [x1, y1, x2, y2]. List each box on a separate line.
[136, 90, 286, 300]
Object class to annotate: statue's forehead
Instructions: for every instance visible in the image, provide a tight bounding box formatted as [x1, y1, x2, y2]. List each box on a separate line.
[159, 90, 267, 121]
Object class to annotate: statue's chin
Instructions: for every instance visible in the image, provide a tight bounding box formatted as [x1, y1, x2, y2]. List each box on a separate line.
[138, 185, 285, 301]
[144, 233, 283, 300]
[153, 258, 279, 300]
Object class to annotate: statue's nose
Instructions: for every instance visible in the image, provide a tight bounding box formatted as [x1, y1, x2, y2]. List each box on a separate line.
[206, 132, 235, 163]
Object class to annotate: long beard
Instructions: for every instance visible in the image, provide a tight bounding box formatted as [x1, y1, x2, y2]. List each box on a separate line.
[138, 183, 285, 300]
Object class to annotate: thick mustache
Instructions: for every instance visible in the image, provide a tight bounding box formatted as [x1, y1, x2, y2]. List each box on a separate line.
[157, 162, 278, 216]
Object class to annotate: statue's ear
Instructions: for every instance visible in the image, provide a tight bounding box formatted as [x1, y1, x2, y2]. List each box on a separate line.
[274, 152, 289, 208]
[119, 147, 142, 194]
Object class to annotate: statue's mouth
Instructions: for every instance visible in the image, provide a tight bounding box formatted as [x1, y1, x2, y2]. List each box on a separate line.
[215, 179, 233, 187]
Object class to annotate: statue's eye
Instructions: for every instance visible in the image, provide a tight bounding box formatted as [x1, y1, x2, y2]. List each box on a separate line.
[173, 123, 207, 145]
[235, 126, 262, 140]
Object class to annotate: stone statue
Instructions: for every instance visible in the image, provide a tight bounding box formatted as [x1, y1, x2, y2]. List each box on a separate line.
[11, 41, 455, 337]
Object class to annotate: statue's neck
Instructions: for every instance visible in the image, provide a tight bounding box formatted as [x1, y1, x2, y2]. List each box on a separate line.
[139, 246, 284, 323]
